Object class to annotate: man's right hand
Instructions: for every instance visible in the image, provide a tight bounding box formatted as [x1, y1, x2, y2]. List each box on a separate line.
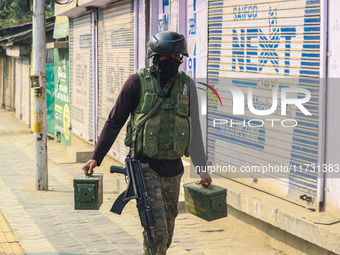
[199, 171, 212, 188]
[82, 159, 98, 176]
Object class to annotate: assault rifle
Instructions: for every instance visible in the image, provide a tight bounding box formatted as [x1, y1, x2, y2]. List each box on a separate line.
[110, 157, 155, 255]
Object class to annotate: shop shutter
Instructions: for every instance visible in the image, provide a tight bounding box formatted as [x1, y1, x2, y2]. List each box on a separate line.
[15, 58, 22, 119]
[69, 13, 94, 143]
[21, 58, 30, 126]
[4, 56, 15, 110]
[14, 58, 30, 126]
[15, 58, 30, 126]
[207, 0, 321, 206]
[97, 0, 135, 163]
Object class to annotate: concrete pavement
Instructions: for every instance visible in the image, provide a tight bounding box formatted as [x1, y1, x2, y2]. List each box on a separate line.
[0, 208, 25, 255]
[0, 108, 285, 255]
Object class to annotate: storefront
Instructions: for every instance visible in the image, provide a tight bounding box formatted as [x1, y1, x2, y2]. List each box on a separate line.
[206, 0, 322, 208]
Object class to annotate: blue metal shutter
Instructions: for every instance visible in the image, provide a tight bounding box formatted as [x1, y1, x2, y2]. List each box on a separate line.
[207, 0, 321, 207]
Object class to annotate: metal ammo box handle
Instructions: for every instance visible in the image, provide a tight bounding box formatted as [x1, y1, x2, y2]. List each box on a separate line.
[195, 181, 213, 190]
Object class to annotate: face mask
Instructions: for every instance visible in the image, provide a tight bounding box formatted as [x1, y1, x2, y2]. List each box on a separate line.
[158, 58, 182, 82]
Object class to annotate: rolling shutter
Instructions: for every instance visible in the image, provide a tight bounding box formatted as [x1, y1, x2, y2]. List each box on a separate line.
[14, 58, 30, 126]
[21, 58, 30, 126]
[97, 0, 135, 163]
[207, 0, 321, 206]
[3, 56, 15, 110]
[69, 13, 94, 143]
[15, 58, 22, 119]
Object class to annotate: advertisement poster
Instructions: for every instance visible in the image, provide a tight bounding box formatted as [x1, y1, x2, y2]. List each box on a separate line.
[54, 48, 71, 146]
[46, 49, 55, 136]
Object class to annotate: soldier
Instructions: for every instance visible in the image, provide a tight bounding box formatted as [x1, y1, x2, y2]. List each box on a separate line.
[82, 31, 212, 255]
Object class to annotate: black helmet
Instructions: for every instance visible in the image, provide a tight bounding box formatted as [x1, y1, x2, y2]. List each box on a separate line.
[147, 31, 189, 59]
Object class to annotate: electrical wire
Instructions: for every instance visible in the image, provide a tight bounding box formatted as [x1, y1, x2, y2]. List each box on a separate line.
[54, 0, 74, 5]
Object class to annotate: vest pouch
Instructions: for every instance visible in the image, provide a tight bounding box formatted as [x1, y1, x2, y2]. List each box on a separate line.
[173, 115, 190, 158]
[141, 92, 157, 113]
[143, 115, 162, 158]
[135, 127, 143, 155]
[132, 113, 146, 156]
[124, 119, 132, 147]
[175, 94, 189, 117]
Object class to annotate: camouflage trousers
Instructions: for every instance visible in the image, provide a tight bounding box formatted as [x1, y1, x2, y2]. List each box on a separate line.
[141, 164, 183, 255]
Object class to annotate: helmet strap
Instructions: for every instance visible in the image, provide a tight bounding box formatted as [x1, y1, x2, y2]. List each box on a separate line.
[152, 55, 161, 84]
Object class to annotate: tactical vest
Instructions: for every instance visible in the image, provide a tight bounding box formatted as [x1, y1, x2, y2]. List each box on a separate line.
[124, 68, 191, 160]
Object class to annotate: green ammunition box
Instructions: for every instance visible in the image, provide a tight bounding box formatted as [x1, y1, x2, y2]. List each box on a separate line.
[183, 182, 227, 221]
[73, 173, 103, 210]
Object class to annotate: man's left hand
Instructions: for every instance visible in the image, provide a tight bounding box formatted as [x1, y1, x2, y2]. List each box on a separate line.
[199, 171, 212, 187]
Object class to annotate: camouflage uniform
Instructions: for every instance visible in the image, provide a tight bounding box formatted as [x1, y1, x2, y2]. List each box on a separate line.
[141, 163, 183, 255]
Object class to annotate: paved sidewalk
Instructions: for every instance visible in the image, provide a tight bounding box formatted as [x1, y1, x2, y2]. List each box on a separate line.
[0, 109, 285, 255]
[0, 208, 25, 255]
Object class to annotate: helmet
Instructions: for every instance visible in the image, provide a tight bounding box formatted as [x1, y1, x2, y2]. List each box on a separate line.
[147, 31, 189, 59]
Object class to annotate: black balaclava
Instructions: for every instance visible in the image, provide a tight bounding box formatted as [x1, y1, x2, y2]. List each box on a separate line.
[151, 56, 182, 87]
